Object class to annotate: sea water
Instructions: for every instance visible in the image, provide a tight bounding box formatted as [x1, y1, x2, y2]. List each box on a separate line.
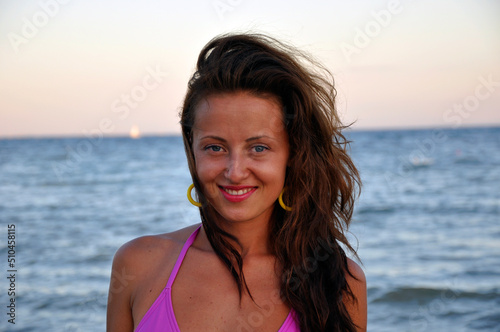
[0, 127, 499, 331]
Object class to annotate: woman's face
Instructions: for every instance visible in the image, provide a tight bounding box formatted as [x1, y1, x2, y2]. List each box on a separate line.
[192, 91, 290, 225]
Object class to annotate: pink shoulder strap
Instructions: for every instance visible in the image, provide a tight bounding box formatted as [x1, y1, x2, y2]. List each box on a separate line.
[166, 225, 201, 288]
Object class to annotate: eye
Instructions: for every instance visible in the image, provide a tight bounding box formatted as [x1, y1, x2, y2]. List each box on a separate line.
[253, 145, 268, 153]
[205, 145, 223, 152]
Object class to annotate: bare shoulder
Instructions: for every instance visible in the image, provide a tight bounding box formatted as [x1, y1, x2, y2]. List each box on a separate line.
[116, 224, 200, 267]
[112, 223, 200, 268]
[346, 258, 366, 284]
[344, 258, 367, 332]
[110, 223, 201, 291]
[106, 224, 200, 332]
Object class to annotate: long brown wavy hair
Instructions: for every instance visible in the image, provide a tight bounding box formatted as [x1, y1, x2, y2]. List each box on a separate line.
[180, 33, 361, 332]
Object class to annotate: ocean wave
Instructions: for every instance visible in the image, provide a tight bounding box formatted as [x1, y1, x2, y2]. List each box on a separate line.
[467, 312, 500, 330]
[355, 205, 396, 215]
[370, 286, 499, 304]
[454, 156, 482, 165]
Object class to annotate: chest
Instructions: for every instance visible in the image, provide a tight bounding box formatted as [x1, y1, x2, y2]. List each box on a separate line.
[171, 250, 291, 331]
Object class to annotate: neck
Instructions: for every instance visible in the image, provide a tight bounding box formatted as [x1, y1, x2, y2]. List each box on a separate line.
[201, 210, 274, 259]
[222, 218, 272, 258]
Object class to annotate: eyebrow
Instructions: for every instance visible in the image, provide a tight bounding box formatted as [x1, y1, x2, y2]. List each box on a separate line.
[199, 135, 226, 142]
[199, 135, 274, 142]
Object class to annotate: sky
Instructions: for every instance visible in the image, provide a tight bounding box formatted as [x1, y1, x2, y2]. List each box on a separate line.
[1, 0, 499, 138]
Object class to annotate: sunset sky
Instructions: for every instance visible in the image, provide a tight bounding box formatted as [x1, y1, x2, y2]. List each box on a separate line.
[1, 0, 499, 138]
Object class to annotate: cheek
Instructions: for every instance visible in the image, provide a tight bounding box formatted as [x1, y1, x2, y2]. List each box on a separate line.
[194, 154, 224, 194]
[256, 159, 288, 185]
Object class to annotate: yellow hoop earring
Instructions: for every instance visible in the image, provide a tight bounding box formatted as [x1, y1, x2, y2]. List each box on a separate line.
[187, 184, 202, 207]
[278, 188, 292, 211]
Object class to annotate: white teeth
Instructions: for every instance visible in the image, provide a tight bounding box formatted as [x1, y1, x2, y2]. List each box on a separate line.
[225, 188, 252, 195]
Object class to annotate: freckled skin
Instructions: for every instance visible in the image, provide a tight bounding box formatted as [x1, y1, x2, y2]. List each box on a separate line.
[192, 91, 290, 226]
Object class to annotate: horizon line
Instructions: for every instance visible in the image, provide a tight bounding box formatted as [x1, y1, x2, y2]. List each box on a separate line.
[2, 123, 499, 141]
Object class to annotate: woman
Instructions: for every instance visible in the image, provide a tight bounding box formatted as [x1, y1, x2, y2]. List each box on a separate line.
[107, 33, 367, 332]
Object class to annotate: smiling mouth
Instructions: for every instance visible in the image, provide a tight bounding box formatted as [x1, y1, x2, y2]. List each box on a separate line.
[219, 186, 257, 202]
[223, 187, 254, 195]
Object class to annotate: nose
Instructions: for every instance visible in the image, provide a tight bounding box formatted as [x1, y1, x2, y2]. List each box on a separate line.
[225, 152, 249, 183]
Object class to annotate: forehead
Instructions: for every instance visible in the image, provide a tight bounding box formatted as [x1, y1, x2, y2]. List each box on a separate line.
[192, 92, 286, 136]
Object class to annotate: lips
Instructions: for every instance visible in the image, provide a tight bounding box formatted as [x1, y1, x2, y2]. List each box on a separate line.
[219, 186, 257, 203]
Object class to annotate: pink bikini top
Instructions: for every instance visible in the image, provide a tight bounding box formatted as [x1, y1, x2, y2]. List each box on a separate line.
[135, 226, 300, 331]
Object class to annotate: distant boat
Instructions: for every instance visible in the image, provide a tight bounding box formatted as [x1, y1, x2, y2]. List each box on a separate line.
[129, 125, 141, 139]
[410, 156, 433, 168]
